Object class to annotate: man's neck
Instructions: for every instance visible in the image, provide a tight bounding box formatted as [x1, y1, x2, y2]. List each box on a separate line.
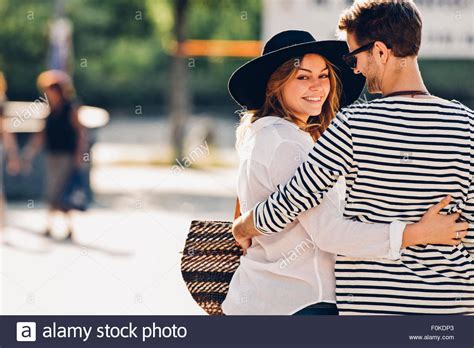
[380, 57, 428, 97]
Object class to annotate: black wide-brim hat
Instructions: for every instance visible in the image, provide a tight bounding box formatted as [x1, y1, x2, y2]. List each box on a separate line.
[228, 30, 365, 110]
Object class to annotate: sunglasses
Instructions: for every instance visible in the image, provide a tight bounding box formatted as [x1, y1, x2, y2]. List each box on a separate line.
[342, 41, 376, 69]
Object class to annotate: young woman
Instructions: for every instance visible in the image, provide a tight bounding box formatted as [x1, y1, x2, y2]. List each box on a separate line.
[222, 30, 466, 315]
[22, 70, 87, 240]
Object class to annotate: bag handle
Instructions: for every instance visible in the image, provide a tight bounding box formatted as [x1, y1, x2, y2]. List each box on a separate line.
[234, 198, 241, 220]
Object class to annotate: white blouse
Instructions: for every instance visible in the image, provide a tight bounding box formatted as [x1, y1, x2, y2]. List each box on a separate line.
[221, 116, 406, 315]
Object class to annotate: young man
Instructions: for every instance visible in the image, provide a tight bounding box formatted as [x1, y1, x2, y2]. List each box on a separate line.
[233, 0, 474, 315]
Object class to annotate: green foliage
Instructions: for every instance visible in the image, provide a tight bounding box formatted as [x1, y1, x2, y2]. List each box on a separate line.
[0, 0, 261, 109]
[187, 0, 260, 40]
[67, 0, 164, 106]
[0, 0, 54, 101]
[185, 0, 261, 106]
[0, 1, 470, 110]
[419, 60, 474, 104]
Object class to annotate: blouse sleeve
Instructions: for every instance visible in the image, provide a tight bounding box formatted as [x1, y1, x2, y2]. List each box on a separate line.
[254, 112, 355, 235]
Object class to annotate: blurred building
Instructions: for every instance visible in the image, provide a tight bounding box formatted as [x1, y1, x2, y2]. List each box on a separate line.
[263, 0, 473, 59]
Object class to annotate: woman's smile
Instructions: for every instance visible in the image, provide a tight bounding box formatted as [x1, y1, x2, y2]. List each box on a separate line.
[302, 95, 323, 103]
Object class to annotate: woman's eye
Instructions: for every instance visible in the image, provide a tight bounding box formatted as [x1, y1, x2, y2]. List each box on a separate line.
[297, 75, 309, 80]
[319, 74, 329, 79]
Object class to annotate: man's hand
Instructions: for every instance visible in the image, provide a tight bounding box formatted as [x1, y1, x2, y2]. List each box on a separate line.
[232, 210, 261, 251]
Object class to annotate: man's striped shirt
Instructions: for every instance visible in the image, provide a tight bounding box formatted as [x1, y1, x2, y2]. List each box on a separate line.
[253, 96, 474, 315]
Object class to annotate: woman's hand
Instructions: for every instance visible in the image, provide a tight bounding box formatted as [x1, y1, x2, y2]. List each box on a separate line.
[232, 210, 261, 251]
[402, 196, 468, 248]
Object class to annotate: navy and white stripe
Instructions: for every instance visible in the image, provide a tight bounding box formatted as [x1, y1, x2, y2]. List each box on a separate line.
[253, 97, 474, 314]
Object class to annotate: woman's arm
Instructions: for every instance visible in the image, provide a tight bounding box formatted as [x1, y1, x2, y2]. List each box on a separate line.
[22, 131, 45, 173]
[234, 120, 468, 252]
[257, 137, 458, 260]
[298, 181, 403, 260]
[299, 191, 467, 260]
[71, 106, 88, 167]
[2, 130, 21, 175]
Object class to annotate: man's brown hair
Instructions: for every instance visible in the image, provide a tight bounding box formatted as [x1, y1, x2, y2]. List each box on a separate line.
[338, 0, 422, 57]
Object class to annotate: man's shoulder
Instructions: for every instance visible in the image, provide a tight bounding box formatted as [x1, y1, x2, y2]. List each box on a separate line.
[451, 100, 474, 116]
[336, 97, 382, 122]
[340, 96, 474, 116]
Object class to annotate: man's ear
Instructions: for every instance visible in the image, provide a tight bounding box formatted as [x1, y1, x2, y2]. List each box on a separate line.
[374, 41, 390, 64]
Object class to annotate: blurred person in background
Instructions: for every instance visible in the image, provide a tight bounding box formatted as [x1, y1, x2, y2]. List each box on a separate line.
[0, 71, 21, 231]
[22, 70, 87, 240]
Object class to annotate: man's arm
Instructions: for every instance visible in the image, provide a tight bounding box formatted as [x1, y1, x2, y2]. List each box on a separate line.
[253, 113, 354, 235]
[233, 113, 354, 247]
[300, 189, 467, 260]
[267, 139, 403, 260]
[297, 180, 404, 260]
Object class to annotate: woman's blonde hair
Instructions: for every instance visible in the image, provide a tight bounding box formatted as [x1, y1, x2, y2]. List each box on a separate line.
[236, 54, 342, 149]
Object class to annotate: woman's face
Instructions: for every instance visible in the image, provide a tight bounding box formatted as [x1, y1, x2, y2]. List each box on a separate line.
[282, 54, 331, 124]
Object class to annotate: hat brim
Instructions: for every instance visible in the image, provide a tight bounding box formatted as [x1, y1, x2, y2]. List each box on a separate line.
[228, 40, 365, 110]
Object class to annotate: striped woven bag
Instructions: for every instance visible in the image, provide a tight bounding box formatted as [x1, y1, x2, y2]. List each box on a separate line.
[181, 200, 243, 315]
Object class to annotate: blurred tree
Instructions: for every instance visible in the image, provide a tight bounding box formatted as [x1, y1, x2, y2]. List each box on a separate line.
[0, 0, 262, 109]
[0, 0, 53, 101]
[0, 0, 469, 111]
[67, 0, 162, 108]
[170, 0, 189, 160]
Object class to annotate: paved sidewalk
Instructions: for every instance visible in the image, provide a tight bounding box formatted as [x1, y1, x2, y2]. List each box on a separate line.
[93, 115, 239, 166]
[2, 164, 238, 315]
